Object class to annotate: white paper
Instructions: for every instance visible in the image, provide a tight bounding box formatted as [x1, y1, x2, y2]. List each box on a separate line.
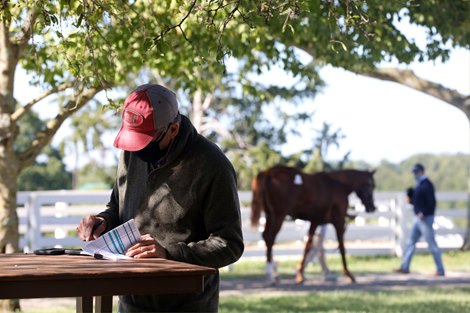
[82, 219, 141, 260]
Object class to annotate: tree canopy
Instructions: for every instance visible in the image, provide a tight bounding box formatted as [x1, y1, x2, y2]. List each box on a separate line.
[0, 0, 466, 221]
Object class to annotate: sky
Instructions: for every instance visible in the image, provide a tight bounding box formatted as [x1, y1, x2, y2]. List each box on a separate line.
[281, 47, 470, 165]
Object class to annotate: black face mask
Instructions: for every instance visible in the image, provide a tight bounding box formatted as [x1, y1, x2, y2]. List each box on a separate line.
[133, 131, 169, 163]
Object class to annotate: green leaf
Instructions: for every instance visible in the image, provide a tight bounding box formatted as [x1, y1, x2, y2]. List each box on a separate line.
[75, 13, 84, 27]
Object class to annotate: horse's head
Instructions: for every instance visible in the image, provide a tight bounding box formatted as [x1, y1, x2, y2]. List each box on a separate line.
[355, 170, 377, 213]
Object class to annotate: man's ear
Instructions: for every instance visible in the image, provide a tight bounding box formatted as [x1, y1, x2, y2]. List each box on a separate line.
[168, 122, 180, 139]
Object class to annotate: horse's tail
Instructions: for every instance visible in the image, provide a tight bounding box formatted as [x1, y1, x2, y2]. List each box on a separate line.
[251, 171, 267, 227]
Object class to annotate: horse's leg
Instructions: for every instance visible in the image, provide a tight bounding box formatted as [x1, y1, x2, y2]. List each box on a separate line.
[262, 217, 284, 284]
[333, 221, 356, 283]
[295, 223, 318, 284]
[262, 221, 276, 284]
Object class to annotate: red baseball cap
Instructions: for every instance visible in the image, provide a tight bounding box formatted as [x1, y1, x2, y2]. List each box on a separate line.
[113, 84, 179, 151]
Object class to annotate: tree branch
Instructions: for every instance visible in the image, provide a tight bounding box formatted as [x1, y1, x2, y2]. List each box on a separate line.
[200, 116, 232, 139]
[11, 82, 75, 122]
[0, 22, 17, 110]
[363, 68, 470, 119]
[153, 0, 196, 43]
[13, 5, 40, 53]
[202, 93, 212, 111]
[17, 86, 103, 170]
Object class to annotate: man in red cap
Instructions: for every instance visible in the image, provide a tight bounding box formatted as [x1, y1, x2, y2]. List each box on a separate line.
[77, 84, 244, 312]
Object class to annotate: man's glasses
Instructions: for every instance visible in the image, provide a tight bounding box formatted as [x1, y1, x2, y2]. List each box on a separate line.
[153, 125, 170, 143]
[153, 113, 180, 143]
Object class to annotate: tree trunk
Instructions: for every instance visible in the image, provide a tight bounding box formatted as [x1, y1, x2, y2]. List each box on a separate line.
[0, 16, 21, 313]
[0, 121, 21, 312]
[0, 46, 20, 312]
[191, 89, 204, 132]
[0, 157, 20, 311]
[0, 150, 20, 254]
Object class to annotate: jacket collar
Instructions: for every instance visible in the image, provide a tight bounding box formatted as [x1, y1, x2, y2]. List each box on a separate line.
[152, 115, 197, 169]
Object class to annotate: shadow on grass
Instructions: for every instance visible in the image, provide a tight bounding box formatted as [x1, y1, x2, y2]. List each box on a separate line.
[220, 288, 470, 313]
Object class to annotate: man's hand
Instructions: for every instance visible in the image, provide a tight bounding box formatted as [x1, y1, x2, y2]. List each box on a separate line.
[77, 215, 106, 241]
[417, 212, 424, 219]
[125, 234, 168, 259]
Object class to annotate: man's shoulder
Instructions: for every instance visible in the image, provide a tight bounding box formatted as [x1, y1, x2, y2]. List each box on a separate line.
[195, 134, 224, 153]
[423, 177, 435, 186]
[418, 177, 435, 192]
[192, 135, 234, 166]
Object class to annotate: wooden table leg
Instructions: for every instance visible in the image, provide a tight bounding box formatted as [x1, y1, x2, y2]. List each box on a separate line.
[95, 295, 113, 313]
[76, 296, 93, 313]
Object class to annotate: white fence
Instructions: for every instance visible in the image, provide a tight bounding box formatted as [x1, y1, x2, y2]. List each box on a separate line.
[17, 190, 467, 257]
[17, 190, 108, 251]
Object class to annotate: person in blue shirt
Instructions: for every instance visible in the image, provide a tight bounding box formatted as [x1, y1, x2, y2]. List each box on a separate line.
[395, 163, 445, 276]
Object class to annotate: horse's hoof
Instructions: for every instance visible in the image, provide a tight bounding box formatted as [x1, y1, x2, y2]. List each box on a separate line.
[343, 271, 356, 284]
[294, 276, 305, 285]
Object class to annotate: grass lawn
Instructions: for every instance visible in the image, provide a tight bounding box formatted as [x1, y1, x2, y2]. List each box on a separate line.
[219, 287, 470, 313]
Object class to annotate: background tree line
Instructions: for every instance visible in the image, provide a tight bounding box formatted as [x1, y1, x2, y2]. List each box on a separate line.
[15, 103, 469, 194]
[233, 151, 470, 192]
[18, 141, 469, 193]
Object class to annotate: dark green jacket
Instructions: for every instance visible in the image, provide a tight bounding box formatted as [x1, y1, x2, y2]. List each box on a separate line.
[98, 115, 244, 312]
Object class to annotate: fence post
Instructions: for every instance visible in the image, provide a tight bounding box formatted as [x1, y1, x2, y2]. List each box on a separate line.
[392, 193, 408, 257]
[25, 193, 41, 252]
[390, 197, 398, 256]
[391, 197, 401, 257]
[54, 201, 69, 239]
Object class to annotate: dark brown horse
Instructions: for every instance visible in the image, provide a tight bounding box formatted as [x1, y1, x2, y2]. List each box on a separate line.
[251, 165, 376, 284]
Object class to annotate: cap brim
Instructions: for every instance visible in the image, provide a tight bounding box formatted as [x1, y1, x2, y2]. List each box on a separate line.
[113, 126, 154, 151]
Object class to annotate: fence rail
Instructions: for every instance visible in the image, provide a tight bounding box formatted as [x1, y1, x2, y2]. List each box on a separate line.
[17, 190, 467, 258]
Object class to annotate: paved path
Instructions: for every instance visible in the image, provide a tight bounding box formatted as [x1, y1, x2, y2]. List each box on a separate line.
[220, 271, 470, 297]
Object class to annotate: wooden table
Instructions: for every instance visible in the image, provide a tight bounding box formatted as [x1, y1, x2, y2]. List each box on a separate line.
[0, 253, 216, 313]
